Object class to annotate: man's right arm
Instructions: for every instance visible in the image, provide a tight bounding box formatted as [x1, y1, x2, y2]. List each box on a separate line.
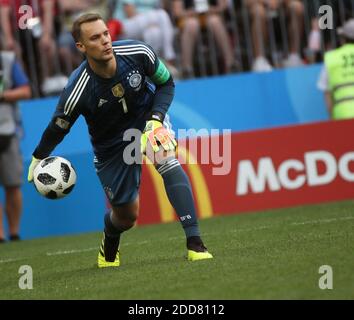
[32, 123, 69, 160]
[28, 86, 81, 182]
[32, 90, 81, 160]
[28, 122, 69, 182]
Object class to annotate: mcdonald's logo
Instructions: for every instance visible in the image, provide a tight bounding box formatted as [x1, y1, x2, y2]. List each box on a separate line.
[144, 146, 214, 223]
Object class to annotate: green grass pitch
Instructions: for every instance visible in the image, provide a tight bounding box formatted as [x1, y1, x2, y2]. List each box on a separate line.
[1, 200, 354, 299]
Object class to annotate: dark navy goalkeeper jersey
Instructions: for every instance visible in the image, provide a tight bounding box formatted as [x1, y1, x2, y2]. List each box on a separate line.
[33, 40, 174, 160]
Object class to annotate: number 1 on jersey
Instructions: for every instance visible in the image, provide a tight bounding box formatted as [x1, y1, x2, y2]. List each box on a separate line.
[119, 98, 128, 113]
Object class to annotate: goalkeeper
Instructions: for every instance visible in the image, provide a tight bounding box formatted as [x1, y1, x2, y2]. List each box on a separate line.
[27, 13, 212, 267]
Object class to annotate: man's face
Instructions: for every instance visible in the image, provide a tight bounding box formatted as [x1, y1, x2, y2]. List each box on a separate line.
[76, 20, 114, 62]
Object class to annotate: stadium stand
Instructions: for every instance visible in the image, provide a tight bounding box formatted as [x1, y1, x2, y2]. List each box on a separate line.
[0, 0, 353, 94]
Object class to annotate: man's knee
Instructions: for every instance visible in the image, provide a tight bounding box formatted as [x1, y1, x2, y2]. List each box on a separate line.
[5, 186, 22, 200]
[153, 148, 176, 170]
[111, 213, 136, 231]
[183, 17, 200, 36]
[154, 153, 182, 179]
[146, 141, 176, 167]
[248, 3, 267, 20]
[112, 199, 139, 231]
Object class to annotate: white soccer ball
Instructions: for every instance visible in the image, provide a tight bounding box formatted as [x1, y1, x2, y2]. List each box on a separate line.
[33, 156, 77, 199]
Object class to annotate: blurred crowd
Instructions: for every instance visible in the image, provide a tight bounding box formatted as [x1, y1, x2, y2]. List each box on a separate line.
[0, 0, 353, 97]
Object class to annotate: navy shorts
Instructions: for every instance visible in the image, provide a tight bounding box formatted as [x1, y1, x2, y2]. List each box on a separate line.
[95, 149, 142, 207]
[94, 115, 174, 207]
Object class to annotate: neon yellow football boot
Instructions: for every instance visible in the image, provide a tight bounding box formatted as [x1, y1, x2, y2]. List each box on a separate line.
[187, 236, 213, 261]
[97, 233, 120, 268]
[187, 250, 213, 261]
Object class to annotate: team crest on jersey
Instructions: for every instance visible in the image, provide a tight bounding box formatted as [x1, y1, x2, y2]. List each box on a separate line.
[112, 83, 125, 98]
[127, 70, 142, 91]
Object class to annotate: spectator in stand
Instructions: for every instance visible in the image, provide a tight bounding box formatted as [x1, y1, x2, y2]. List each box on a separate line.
[0, 46, 31, 243]
[172, 0, 235, 78]
[244, 0, 304, 72]
[305, 0, 353, 63]
[109, 0, 177, 76]
[317, 19, 354, 120]
[0, 0, 67, 96]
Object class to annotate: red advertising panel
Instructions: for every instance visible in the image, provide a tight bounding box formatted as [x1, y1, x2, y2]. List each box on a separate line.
[139, 119, 354, 224]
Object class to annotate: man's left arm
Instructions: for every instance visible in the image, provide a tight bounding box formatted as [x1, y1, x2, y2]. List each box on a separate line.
[317, 65, 333, 117]
[134, 40, 175, 121]
[149, 60, 175, 122]
[0, 60, 31, 102]
[324, 91, 333, 116]
[0, 85, 31, 102]
[140, 42, 177, 152]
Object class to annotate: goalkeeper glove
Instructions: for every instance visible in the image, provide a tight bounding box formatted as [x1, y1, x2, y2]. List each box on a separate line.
[141, 120, 177, 154]
[27, 156, 41, 182]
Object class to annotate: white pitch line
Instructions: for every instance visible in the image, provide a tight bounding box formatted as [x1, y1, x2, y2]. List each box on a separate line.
[46, 247, 98, 256]
[45, 240, 151, 256]
[339, 216, 354, 221]
[291, 216, 354, 226]
[0, 257, 23, 264]
[227, 216, 354, 233]
[229, 225, 273, 234]
[3, 216, 354, 261]
[292, 218, 338, 226]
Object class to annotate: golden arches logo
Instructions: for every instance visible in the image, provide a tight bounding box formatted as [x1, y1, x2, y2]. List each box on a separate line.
[145, 146, 213, 222]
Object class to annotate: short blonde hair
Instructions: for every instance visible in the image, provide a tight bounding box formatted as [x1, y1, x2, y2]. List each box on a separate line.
[72, 13, 104, 42]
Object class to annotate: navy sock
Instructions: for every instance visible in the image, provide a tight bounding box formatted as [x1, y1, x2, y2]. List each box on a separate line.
[104, 212, 122, 242]
[103, 212, 123, 261]
[157, 159, 200, 238]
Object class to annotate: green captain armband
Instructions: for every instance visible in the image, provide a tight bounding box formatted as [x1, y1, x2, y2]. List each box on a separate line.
[151, 60, 170, 85]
